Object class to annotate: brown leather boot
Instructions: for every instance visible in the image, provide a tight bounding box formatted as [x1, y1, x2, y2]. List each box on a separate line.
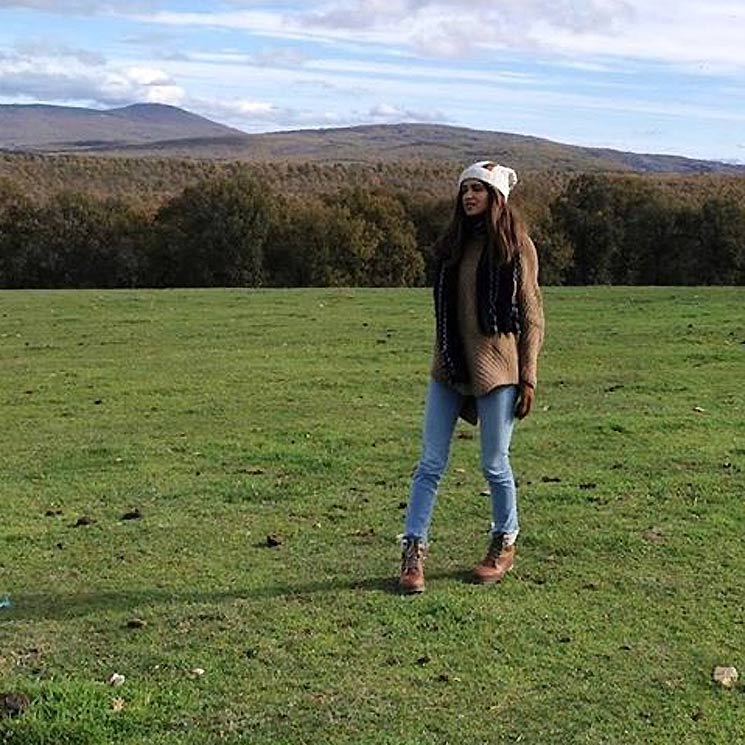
[472, 533, 515, 584]
[399, 537, 426, 594]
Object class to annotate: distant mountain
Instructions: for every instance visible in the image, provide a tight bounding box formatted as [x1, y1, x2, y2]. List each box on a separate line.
[1, 103, 743, 175]
[0, 103, 244, 150]
[236, 124, 745, 174]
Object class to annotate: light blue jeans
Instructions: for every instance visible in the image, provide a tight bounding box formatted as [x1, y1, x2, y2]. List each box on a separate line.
[403, 378, 519, 544]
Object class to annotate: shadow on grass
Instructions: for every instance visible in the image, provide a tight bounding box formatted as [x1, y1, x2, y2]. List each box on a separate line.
[1, 568, 473, 620]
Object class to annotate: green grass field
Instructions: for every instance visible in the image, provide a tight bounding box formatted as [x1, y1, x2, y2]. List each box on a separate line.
[1, 286, 743, 744]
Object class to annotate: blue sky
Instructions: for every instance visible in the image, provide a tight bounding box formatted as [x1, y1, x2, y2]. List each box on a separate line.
[0, 0, 744, 162]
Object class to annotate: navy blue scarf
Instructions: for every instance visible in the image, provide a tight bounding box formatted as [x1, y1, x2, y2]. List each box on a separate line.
[433, 219, 520, 386]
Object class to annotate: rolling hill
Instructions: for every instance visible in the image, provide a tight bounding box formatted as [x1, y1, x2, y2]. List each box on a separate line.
[0, 103, 244, 150]
[0, 103, 743, 174]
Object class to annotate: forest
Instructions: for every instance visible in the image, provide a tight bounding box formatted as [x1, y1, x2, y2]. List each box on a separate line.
[0, 153, 744, 287]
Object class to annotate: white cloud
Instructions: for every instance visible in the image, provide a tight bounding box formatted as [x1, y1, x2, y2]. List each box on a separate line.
[526, 1, 745, 71]
[193, 97, 342, 131]
[171, 47, 311, 68]
[142, 84, 185, 105]
[252, 47, 310, 67]
[0, 0, 166, 14]
[0, 0, 102, 9]
[122, 30, 186, 48]
[101, 67, 185, 105]
[305, 58, 535, 84]
[367, 102, 447, 123]
[188, 94, 446, 133]
[124, 66, 172, 86]
[0, 49, 185, 106]
[130, 1, 745, 70]
[368, 103, 400, 118]
[14, 39, 106, 66]
[227, 99, 277, 116]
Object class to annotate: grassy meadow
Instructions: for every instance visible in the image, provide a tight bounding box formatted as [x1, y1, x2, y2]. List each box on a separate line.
[0, 286, 743, 744]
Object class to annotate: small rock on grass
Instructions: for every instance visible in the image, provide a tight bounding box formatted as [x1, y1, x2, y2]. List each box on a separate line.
[106, 673, 125, 687]
[0, 692, 29, 718]
[712, 666, 738, 688]
[266, 534, 282, 548]
[120, 508, 142, 521]
[643, 527, 665, 544]
[189, 668, 205, 678]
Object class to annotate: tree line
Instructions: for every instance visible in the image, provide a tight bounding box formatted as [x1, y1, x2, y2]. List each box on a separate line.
[0, 172, 743, 288]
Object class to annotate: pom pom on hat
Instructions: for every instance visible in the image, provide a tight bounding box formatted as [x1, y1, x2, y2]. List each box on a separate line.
[457, 161, 518, 201]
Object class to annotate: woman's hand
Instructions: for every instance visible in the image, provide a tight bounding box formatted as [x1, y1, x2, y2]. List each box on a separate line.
[515, 382, 535, 419]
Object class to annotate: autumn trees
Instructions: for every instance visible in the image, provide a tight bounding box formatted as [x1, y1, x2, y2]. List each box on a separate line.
[0, 185, 147, 288]
[1, 170, 744, 288]
[544, 174, 745, 285]
[149, 174, 269, 287]
[0, 175, 427, 288]
[265, 199, 375, 286]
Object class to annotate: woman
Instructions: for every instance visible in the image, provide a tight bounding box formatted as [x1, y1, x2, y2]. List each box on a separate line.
[399, 160, 544, 594]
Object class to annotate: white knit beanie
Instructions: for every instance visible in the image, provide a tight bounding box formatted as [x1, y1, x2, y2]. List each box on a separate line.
[457, 161, 518, 201]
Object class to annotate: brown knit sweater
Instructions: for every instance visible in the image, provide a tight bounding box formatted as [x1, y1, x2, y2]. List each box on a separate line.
[431, 234, 544, 396]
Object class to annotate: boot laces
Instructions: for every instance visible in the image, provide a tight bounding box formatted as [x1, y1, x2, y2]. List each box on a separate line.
[402, 540, 423, 574]
[486, 533, 507, 564]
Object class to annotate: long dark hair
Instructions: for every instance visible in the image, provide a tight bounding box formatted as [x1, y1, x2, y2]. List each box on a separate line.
[433, 182, 525, 266]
